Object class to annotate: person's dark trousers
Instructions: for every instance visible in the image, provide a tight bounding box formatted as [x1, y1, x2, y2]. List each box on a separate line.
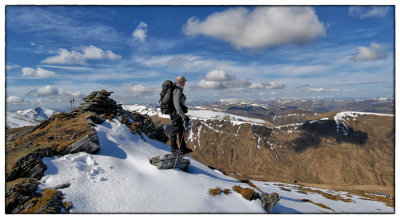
[170, 114, 186, 150]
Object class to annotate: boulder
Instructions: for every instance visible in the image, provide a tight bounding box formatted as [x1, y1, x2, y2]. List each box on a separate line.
[60, 131, 100, 155]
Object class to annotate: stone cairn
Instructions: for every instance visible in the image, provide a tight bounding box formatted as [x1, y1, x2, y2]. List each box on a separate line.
[80, 89, 123, 115]
[80, 89, 168, 143]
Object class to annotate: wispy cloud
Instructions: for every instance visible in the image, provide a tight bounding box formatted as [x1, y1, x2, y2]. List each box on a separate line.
[7, 6, 123, 46]
[296, 84, 310, 88]
[340, 81, 379, 86]
[22, 67, 57, 78]
[6, 64, 20, 70]
[305, 88, 340, 92]
[250, 82, 285, 89]
[184, 6, 326, 49]
[349, 6, 390, 19]
[42, 45, 121, 65]
[37, 65, 93, 71]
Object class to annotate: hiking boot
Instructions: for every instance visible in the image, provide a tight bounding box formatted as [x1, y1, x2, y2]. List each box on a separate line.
[180, 146, 193, 155]
[171, 146, 179, 154]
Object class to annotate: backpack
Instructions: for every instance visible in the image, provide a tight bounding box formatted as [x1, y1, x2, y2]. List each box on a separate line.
[159, 80, 176, 115]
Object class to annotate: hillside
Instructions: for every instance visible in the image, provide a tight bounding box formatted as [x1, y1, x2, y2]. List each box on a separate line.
[187, 112, 394, 189]
[125, 104, 395, 198]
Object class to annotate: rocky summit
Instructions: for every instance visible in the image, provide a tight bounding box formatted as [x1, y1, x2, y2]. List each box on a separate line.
[5, 90, 168, 213]
[81, 89, 123, 115]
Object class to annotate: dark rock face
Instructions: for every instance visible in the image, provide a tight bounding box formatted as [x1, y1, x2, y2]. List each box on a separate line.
[7, 147, 56, 182]
[6, 178, 39, 213]
[60, 131, 100, 155]
[123, 112, 169, 143]
[6, 178, 66, 214]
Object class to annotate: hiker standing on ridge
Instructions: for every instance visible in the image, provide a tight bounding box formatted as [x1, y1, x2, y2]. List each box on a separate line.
[170, 75, 192, 155]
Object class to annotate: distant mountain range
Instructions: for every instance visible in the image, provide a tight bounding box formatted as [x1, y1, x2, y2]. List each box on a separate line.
[6, 107, 57, 128]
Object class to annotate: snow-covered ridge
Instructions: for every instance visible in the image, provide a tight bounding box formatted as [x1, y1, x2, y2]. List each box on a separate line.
[38, 119, 393, 213]
[334, 111, 394, 129]
[122, 104, 170, 118]
[6, 107, 57, 128]
[123, 104, 266, 125]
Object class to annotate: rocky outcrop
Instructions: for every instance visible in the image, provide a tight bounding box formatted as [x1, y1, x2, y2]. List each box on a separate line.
[6, 178, 39, 213]
[6, 178, 68, 214]
[59, 131, 100, 155]
[7, 147, 56, 182]
[119, 112, 169, 143]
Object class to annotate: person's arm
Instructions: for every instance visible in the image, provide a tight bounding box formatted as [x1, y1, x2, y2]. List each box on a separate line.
[173, 89, 185, 118]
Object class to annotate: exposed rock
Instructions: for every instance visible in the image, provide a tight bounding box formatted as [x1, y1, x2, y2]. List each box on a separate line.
[87, 114, 106, 124]
[7, 147, 56, 181]
[52, 183, 71, 190]
[232, 184, 280, 213]
[19, 189, 64, 213]
[260, 192, 281, 213]
[7, 179, 66, 214]
[59, 131, 100, 155]
[124, 112, 169, 143]
[6, 178, 39, 213]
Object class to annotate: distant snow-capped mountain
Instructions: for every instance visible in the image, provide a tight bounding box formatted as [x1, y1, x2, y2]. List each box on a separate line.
[6, 107, 57, 128]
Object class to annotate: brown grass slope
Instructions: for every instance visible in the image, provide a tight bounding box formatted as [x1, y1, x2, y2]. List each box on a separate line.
[178, 112, 394, 196]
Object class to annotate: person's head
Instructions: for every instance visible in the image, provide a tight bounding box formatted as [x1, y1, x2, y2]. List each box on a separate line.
[177, 75, 187, 87]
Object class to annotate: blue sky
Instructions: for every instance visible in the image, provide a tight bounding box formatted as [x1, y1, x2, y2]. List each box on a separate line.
[5, 5, 394, 111]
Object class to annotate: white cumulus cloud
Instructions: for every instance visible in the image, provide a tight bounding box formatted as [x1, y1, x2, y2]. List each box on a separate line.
[132, 21, 148, 42]
[28, 85, 60, 97]
[352, 42, 387, 61]
[197, 69, 285, 90]
[198, 70, 235, 90]
[184, 6, 326, 49]
[205, 70, 233, 81]
[349, 6, 389, 19]
[22, 67, 57, 78]
[198, 80, 227, 90]
[126, 84, 154, 97]
[42, 45, 121, 65]
[7, 96, 25, 104]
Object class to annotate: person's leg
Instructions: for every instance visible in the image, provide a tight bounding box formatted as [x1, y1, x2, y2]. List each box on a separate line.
[170, 115, 180, 152]
[177, 119, 193, 154]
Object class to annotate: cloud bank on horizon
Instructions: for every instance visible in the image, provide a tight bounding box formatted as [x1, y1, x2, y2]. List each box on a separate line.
[6, 6, 394, 111]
